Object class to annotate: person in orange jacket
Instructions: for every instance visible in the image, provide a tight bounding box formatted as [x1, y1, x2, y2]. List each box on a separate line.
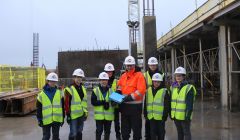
[117, 56, 146, 140]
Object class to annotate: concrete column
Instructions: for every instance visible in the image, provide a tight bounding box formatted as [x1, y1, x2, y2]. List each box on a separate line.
[218, 25, 228, 109]
[199, 38, 204, 100]
[131, 43, 138, 65]
[171, 48, 176, 82]
[143, 16, 157, 71]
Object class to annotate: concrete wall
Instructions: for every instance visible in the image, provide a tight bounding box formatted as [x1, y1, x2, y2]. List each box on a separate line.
[143, 16, 157, 71]
[58, 50, 128, 78]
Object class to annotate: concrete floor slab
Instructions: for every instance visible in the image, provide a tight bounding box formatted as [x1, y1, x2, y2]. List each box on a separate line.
[0, 98, 240, 140]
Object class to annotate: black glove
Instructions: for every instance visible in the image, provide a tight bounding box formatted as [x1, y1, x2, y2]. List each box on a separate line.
[67, 115, 71, 124]
[116, 90, 122, 95]
[82, 112, 88, 121]
[104, 102, 110, 110]
[100, 100, 106, 105]
[185, 111, 192, 121]
[144, 111, 147, 119]
[111, 101, 118, 107]
[123, 95, 133, 102]
[38, 121, 43, 127]
[61, 122, 64, 127]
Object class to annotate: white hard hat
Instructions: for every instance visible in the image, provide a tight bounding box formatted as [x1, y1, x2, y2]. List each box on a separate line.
[148, 57, 158, 65]
[174, 67, 186, 75]
[124, 56, 136, 65]
[98, 72, 109, 80]
[72, 68, 85, 77]
[104, 63, 115, 71]
[46, 72, 58, 82]
[152, 73, 163, 81]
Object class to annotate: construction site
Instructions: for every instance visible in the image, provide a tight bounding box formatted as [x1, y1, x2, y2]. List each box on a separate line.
[1, 0, 240, 140]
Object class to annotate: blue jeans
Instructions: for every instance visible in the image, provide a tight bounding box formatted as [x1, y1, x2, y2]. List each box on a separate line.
[69, 117, 84, 138]
[42, 122, 61, 140]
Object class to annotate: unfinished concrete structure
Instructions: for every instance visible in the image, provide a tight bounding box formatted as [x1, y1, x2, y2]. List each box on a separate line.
[142, 0, 157, 71]
[157, 0, 240, 111]
[58, 50, 128, 78]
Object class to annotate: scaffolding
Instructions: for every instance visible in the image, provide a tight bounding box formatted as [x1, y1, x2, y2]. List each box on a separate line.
[0, 66, 45, 92]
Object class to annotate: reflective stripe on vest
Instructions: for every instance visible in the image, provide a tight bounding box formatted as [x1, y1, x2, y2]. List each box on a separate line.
[93, 87, 114, 121]
[37, 90, 63, 125]
[171, 84, 196, 120]
[146, 87, 167, 120]
[144, 71, 152, 87]
[66, 85, 88, 120]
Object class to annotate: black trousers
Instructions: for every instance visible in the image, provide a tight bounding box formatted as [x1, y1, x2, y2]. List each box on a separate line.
[95, 120, 112, 140]
[174, 120, 191, 140]
[42, 123, 61, 140]
[120, 103, 142, 140]
[114, 108, 121, 137]
[149, 120, 165, 140]
[145, 119, 151, 140]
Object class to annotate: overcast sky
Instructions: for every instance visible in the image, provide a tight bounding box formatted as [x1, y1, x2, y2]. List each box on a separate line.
[0, 0, 207, 69]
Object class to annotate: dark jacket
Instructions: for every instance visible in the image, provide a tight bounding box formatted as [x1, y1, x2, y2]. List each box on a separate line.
[36, 84, 65, 122]
[171, 81, 195, 120]
[64, 82, 85, 115]
[106, 71, 116, 89]
[91, 85, 109, 106]
[146, 68, 165, 86]
[144, 84, 170, 121]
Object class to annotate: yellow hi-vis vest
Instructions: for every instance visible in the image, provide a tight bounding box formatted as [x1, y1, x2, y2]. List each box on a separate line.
[111, 79, 117, 92]
[171, 84, 196, 120]
[93, 87, 114, 121]
[147, 87, 167, 120]
[65, 85, 88, 120]
[144, 71, 165, 87]
[37, 89, 63, 125]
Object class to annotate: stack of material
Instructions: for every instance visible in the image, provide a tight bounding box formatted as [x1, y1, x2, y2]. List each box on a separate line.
[0, 89, 39, 116]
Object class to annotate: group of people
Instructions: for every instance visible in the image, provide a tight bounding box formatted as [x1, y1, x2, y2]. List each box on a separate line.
[36, 55, 196, 140]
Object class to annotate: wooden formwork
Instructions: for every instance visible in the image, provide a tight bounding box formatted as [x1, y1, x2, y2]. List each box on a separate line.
[0, 89, 39, 116]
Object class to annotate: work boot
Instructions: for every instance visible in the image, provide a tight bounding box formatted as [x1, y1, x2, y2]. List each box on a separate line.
[104, 134, 110, 140]
[76, 132, 82, 140]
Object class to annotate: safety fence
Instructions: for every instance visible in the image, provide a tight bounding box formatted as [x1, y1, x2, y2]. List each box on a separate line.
[0, 66, 46, 92]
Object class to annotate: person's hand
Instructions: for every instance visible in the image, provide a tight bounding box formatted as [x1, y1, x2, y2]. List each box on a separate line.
[61, 122, 64, 127]
[104, 102, 110, 110]
[101, 100, 106, 105]
[111, 101, 118, 107]
[123, 95, 133, 102]
[83, 112, 88, 121]
[67, 115, 71, 124]
[38, 121, 43, 127]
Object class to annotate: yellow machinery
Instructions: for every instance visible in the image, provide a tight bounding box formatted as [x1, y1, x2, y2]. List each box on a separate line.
[0, 65, 46, 92]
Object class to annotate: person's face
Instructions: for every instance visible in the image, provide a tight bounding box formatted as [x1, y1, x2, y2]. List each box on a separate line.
[106, 71, 113, 78]
[125, 65, 135, 71]
[153, 81, 161, 88]
[100, 80, 108, 87]
[149, 65, 157, 71]
[175, 74, 184, 83]
[48, 81, 57, 87]
[73, 76, 82, 85]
